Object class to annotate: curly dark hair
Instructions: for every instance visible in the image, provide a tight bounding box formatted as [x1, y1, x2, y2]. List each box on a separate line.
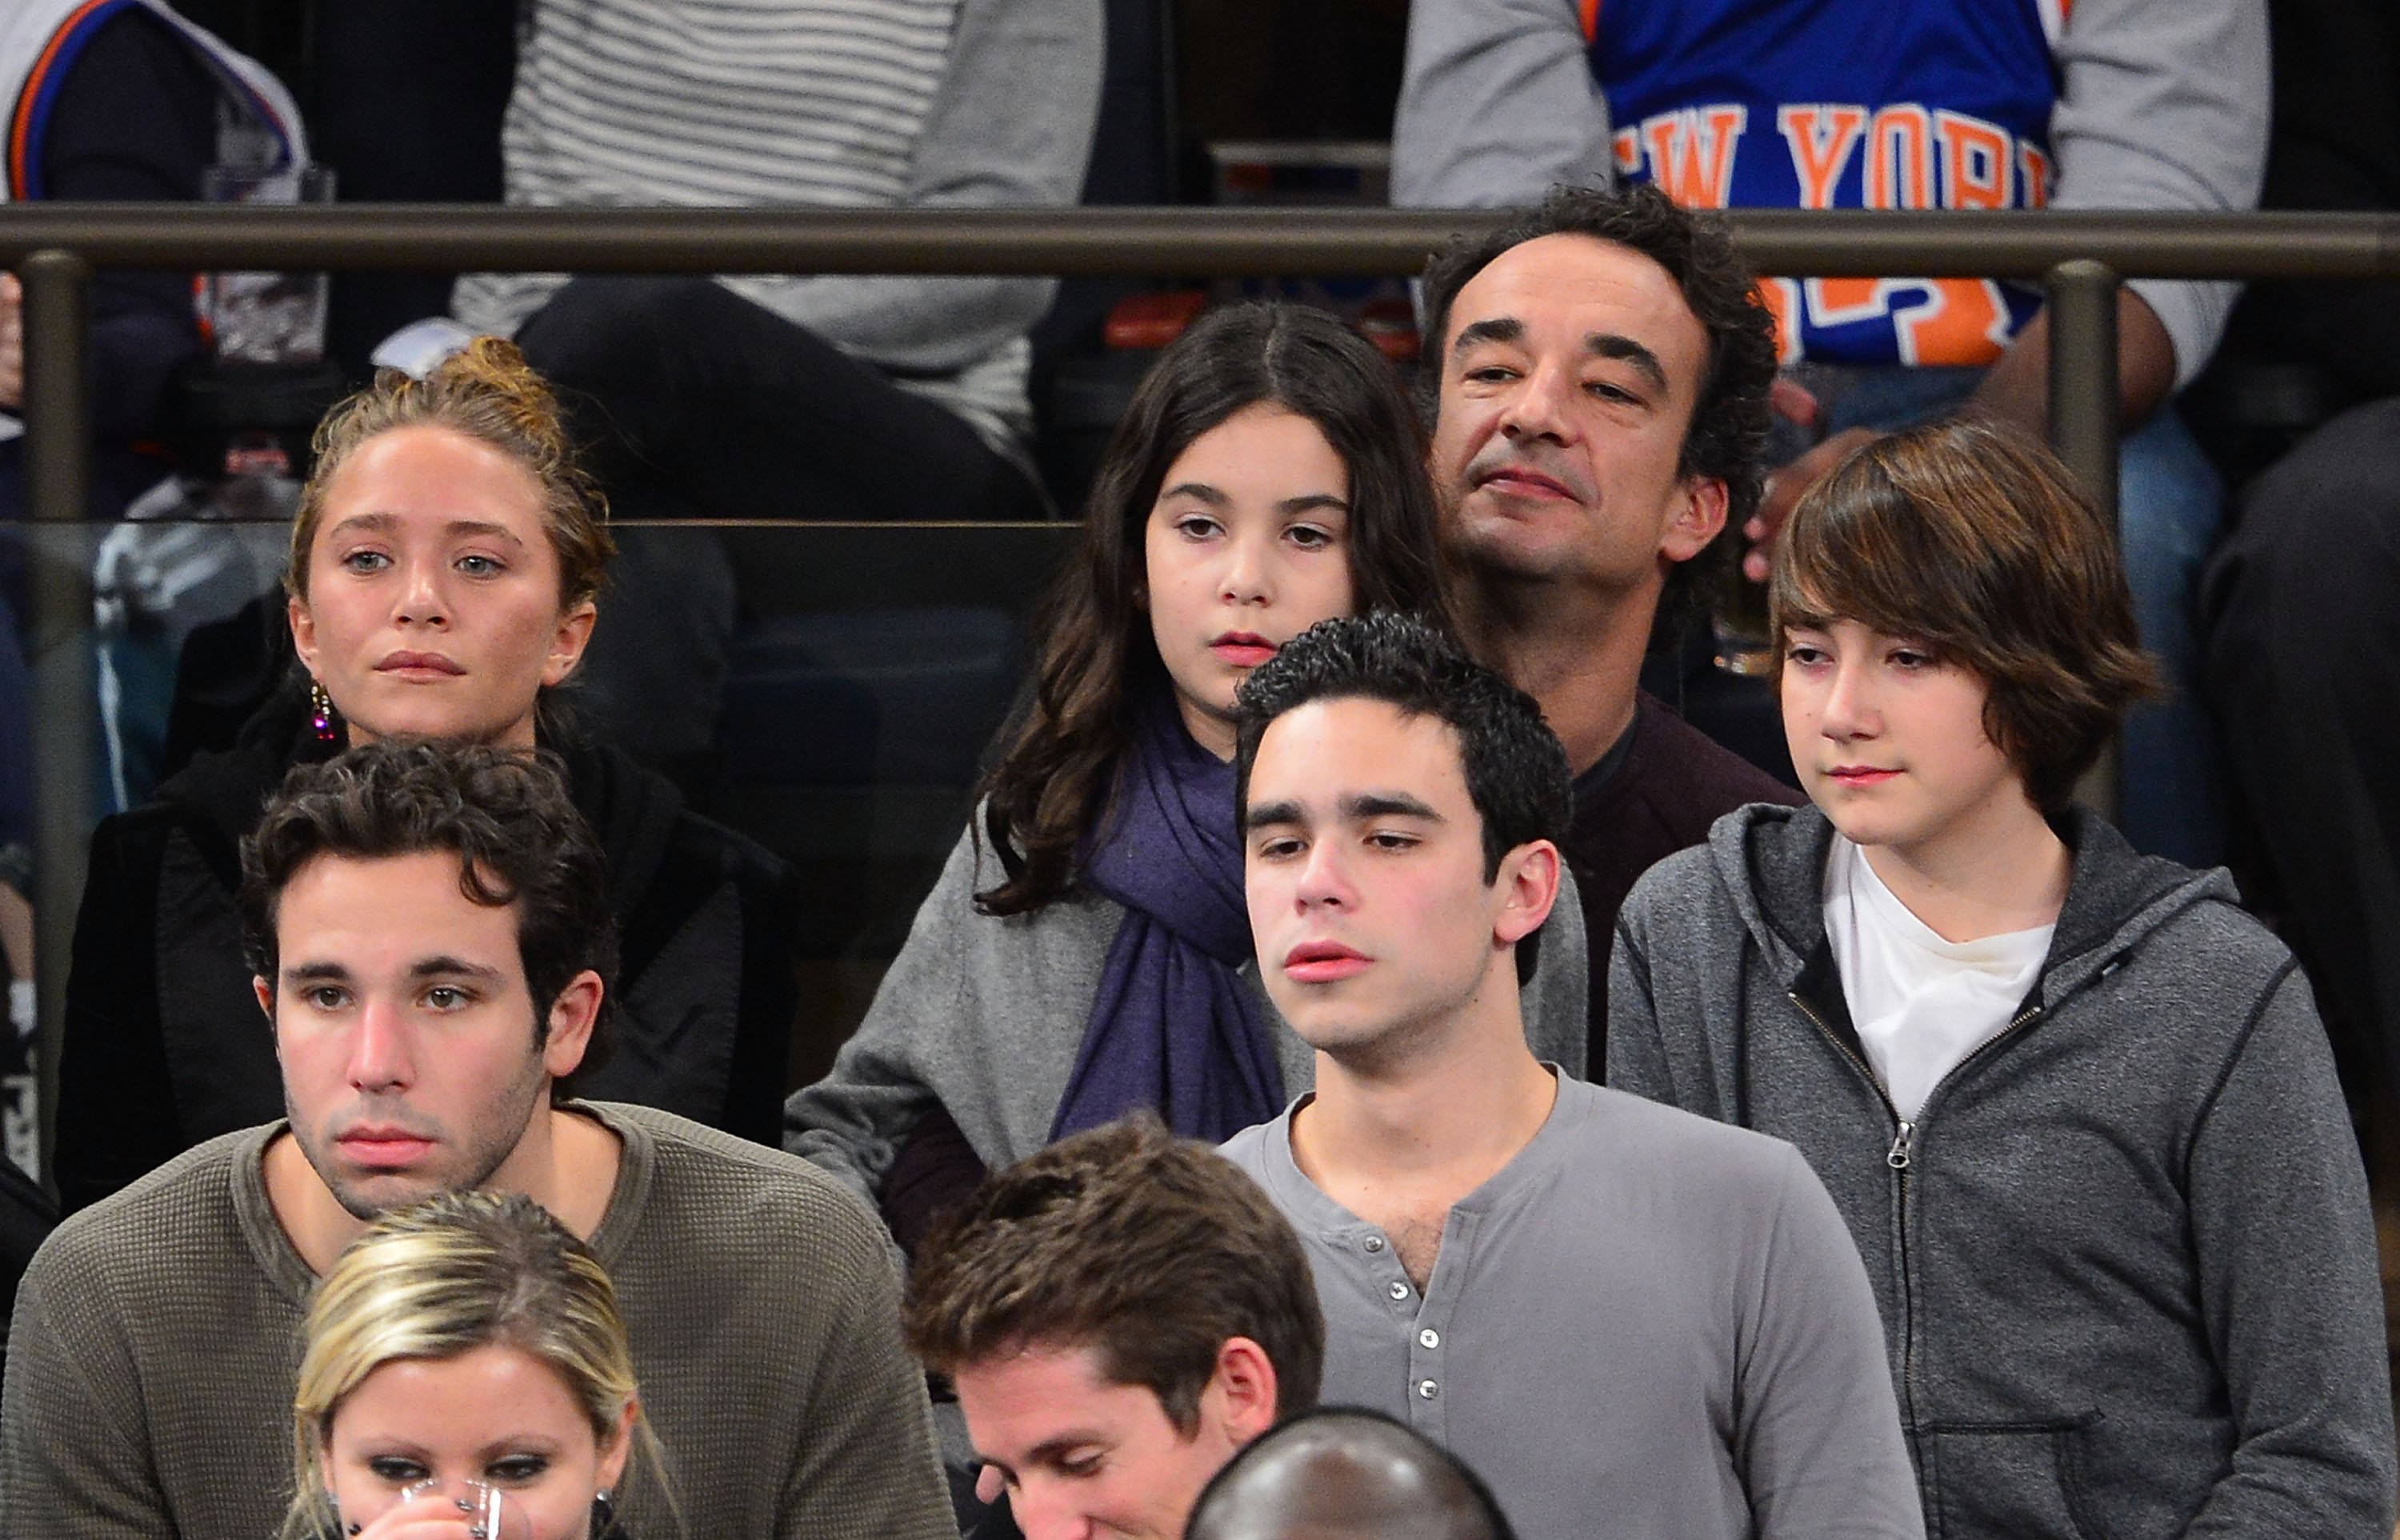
[1418, 184, 1778, 639]
[238, 739, 620, 1086]
[1232, 613, 1573, 885]
[975, 300, 1458, 916]
[905, 1112, 1324, 1434]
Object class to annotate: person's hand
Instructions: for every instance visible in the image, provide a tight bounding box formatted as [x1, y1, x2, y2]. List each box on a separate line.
[1743, 425, 1881, 583]
[348, 1488, 482, 1538]
[0, 273, 22, 411]
[348, 1486, 529, 1540]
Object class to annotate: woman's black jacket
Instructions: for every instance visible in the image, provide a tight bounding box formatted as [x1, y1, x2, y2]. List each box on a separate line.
[54, 703, 799, 1214]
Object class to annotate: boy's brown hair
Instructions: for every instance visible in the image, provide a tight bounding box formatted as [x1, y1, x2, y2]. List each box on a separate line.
[1770, 418, 2162, 812]
[903, 1114, 1324, 1434]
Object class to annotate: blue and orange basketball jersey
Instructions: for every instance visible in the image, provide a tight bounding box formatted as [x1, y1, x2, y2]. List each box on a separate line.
[1587, 0, 2071, 366]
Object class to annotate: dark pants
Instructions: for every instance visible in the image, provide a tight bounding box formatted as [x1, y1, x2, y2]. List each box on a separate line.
[509, 276, 1046, 760]
[2201, 397, 2400, 1098]
[512, 275, 1046, 525]
[313, 0, 517, 379]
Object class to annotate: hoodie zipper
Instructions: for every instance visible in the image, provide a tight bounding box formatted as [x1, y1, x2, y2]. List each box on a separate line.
[1789, 990, 2046, 1430]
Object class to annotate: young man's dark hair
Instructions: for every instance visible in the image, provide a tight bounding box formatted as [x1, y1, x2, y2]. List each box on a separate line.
[1771, 418, 2162, 811]
[904, 1111, 1325, 1433]
[1417, 182, 1778, 627]
[1234, 613, 1573, 883]
[1186, 1407, 1517, 1540]
[237, 738, 620, 1070]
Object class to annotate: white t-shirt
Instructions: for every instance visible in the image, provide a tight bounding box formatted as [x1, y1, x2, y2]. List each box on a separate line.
[1822, 837, 2054, 1120]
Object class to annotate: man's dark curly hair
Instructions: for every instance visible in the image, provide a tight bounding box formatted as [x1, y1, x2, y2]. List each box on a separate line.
[1418, 183, 1778, 639]
[238, 739, 619, 1087]
[1233, 614, 1572, 883]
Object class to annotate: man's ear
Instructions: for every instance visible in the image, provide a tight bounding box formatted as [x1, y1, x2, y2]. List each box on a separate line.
[254, 975, 276, 1026]
[1206, 1336, 1282, 1446]
[1493, 838, 1561, 947]
[541, 970, 605, 1080]
[1659, 474, 1730, 563]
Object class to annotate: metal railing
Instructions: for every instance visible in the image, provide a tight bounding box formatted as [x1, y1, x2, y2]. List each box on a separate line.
[7, 202, 2400, 1170]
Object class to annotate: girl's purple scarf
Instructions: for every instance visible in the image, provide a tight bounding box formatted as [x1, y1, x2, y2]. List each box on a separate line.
[1048, 694, 1284, 1142]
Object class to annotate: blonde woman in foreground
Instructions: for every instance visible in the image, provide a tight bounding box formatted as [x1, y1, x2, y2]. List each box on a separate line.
[282, 1190, 666, 1540]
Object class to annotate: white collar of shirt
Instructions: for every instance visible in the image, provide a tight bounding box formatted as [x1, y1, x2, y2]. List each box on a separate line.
[1822, 836, 2054, 1120]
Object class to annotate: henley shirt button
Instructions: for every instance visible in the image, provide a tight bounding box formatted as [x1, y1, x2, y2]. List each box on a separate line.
[1363, 1236, 1385, 1254]
[1418, 1328, 1440, 1349]
[1388, 1281, 1410, 1300]
[1418, 1378, 1440, 1399]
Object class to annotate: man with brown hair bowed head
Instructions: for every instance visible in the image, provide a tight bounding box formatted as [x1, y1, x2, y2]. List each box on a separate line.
[2, 741, 954, 1540]
[903, 1113, 1324, 1540]
[1419, 186, 1802, 1065]
[1220, 614, 1922, 1540]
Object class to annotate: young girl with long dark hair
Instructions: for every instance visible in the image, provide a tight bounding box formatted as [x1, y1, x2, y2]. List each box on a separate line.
[788, 302, 1589, 1233]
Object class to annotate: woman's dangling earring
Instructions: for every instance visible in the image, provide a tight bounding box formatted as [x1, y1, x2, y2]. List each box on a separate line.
[309, 678, 338, 746]
[592, 1490, 618, 1532]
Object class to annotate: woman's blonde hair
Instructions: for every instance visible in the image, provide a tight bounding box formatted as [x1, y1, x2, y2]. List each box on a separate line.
[280, 1190, 669, 1540]
[286, 336, 615, 612]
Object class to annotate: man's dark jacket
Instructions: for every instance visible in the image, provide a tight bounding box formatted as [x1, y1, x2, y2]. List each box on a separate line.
[1565, 689, 1801, 1068]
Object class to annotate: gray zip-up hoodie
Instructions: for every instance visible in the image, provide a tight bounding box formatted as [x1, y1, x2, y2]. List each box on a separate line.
[1608, 802, 2394, 1539]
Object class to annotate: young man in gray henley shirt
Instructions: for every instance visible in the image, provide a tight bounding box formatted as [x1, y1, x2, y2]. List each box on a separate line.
[0, 742, 954, 1540]
[1218, 614, 1922, 1540]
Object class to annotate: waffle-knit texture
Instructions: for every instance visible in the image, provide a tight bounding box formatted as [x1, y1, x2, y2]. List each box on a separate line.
[1, 1102, 955, 1539]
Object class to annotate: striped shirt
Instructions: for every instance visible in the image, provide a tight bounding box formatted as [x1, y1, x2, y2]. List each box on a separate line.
[454, 0, 1103, 454]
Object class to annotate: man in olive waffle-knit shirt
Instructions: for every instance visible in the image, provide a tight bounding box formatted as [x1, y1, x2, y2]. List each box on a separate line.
[0, 742, 953, 1539]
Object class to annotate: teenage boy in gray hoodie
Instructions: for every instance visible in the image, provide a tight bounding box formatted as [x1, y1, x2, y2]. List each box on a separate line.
[1610, 418, 2396, 1539]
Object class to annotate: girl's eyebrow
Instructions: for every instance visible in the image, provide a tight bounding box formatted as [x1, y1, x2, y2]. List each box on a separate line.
[325, 512, 528, 548]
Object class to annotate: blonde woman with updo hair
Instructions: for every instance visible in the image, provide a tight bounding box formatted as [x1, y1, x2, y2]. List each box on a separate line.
[56, 338, 800, 1214]
[282, 1190, 668, 1540]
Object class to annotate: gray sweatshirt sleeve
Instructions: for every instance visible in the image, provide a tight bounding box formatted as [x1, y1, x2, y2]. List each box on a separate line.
[2048, 0, 2268, 386]
[1741, 1144, 1927, 1539]
[1391, 0, 1609, 209]
[722, 0, 1104, 374]
[781, 829, 981, 1203]
[1604, 858, 1727, 1116]
[2180, 966, 2398, 1537]
[1605, 902, 1673, 1096]
[1518, 859, 1592, 1079]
